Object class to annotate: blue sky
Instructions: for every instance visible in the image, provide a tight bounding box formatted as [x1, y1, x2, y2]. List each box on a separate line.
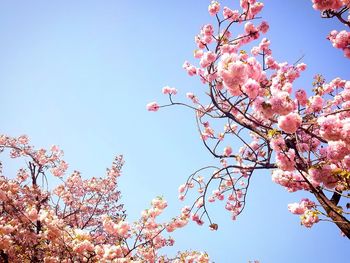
[0, 0, 349, 262]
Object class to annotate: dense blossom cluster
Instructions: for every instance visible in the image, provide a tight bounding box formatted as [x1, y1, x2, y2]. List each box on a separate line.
[312, 0, 349, 11]
[0, 135, 209, 262]
[288, 199, 320, 228]
[149, 0, 350, 237]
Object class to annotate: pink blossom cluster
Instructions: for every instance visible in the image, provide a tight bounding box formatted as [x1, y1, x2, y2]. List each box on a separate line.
[272, 170, 309, 192]
[223, 7, 240, 21]
[288, 198, 316, 215]
[208, 1, 220, 16]
[195, 23, 215, 49]
[288, 199, 319, 227]
[183, 60, 198, 76]
[275, 149, 295, 171]
[328, 30, 350, 58]
[103, 216, 130, 238]
[311, 0, 348, 11]
[146, 101, 160, 112]
[240, 0, 265, 19]
[278, 112, 302, 134]
[0, 135, 68, 177]
[148, 1, 270, 107]
[300, 210, 321, 228]
[162, 85, 178, 95]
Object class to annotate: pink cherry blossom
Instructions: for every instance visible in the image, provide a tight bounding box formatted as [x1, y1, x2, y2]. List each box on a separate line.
[208, 1, 220, 16]
[218, 55, 248, 95]
[223, 146, 233, 157]
[312, 0, 343, 11]
[200, 51, 217, 68]
[258, 21, 269, 34]
[162, 85, 178, 95]
[242, 78, 260, 99]
[146, 101, 160, 112]
[223, 7, 240, 21]
[301, 210, 320, 228]
[278, 112, 302, 133]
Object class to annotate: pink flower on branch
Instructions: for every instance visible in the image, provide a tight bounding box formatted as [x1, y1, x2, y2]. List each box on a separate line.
[278, 112, 302, 134]
[208, 1, 220, 16]
[146, 101, 160, 112]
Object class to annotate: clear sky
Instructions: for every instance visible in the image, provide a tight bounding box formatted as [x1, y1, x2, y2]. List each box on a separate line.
[0, 0, 349, 262]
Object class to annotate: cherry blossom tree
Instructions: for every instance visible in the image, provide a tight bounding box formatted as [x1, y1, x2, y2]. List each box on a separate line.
[0, 135, 209, 262]
[149, 0, 350, 237]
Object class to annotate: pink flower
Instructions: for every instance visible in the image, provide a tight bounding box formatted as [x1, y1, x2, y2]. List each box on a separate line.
[27, 207, 38, 221]
[270, 92, 295, 115]
[218, 54, 248, 95]
[194, 49, 204, 59]
[258, 21, 269, 34]
[308, 165, 336, 188]
[258, 38, 271, 53]
[183, 61, 197, 76]
[333, 30, 350, 49]
[278, 112, 302, 133]
[201, 24, 214, 37]
[244, 22, 258, 35]
[327, 29, 350, 58]
[195, 35, 206, 49]
[246, 57, 263, 81]
[288, 203, 306, 215]
[178, 184, 186, 193]
[208, 1, 220, 16]
[151, 197, 168, 210]
[265, 56, 279, 69]
[146, 102, 160, 112]
[288, 199, 315, 215]
[326, 140, 349, 161]
[103, 216, 130, 238]
[223, 7, 240, 21]
[308, 95, 324, 112]
[272, 169, 308, 191]
[250, 2, 264, 17]
[17, 135, 29, 145]
[242, 78, 260, 99]
[223, 146, 232, 156]
[296, 63, 307, 71]
[312, 0, 343, 11]
[317, 115, 343, 141]
[73, 240, 94, 254]
[191, 213, 204, 225]
[276, 149, 296, 171]
[301, 210, 320, 228]
[200, 51, 217, 68]
[162, 86, 178, 95]
[186, 92, 199, 103]
[251, 46, 260, 56]
[240, 0, 250, 10]
[270, 135, 286, 151]
[342, 121, 350, 142]
[117, 221, 130, 238]
[295, 89, 308, 106]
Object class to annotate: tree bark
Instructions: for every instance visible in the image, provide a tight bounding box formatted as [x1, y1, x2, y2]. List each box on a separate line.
[313, 189, 350, 238]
